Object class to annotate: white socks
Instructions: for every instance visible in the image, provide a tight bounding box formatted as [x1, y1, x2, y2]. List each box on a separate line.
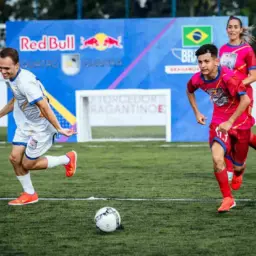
[17, 172, 35, 195]
[15, 155, 70, 195]
[45, 155, 70, 168]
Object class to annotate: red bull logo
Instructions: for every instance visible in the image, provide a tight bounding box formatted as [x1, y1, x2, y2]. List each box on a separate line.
[80, 33, 123, 51]
[20, 35, 75, 51]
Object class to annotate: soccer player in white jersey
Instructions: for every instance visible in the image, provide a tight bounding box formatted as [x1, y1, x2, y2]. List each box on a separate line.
[0, 48, 77, 206]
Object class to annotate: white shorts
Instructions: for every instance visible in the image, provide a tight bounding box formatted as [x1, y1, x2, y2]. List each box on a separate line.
[12, 125, 57, 160]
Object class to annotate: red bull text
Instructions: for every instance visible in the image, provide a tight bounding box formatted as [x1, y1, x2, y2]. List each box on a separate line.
[20, 35, 75, 51]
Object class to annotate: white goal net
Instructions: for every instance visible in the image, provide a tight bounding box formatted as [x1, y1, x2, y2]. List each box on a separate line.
[76, 89, 171, 142]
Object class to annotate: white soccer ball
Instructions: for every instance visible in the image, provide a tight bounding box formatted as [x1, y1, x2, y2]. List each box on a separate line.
[94, 207, 121, 232]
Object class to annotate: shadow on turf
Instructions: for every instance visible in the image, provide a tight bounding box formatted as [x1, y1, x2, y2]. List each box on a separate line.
[96, 224, 125, 235]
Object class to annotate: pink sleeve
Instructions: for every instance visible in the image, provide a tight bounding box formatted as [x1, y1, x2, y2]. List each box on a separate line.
[187, 78, 198, 93]
[225, 76, 247, 97]
[245, 50, 256, 70]
[219, 46, 224, 57]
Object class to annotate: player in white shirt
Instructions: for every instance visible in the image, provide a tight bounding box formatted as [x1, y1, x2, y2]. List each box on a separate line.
[0, 48, 77, 206]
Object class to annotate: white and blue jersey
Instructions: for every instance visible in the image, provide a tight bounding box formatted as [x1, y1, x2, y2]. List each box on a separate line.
[5, 68, 49, 132]
[6, 68, 57, 159]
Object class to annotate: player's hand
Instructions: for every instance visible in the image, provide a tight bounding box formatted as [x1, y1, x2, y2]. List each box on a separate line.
[218, 121, 232, 133]
[196, 113, 207, 125]
[57, 128, 77, 137]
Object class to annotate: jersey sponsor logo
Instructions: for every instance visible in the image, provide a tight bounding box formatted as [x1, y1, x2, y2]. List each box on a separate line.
[61, 54, 80, 76]
[220, 52, 238, 70]
[182, 26, 213, 47]
[28, 137, 38, 150]
[206, 88, 228, 106]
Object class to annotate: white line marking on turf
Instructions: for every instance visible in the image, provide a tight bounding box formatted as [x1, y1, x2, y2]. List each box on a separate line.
[160, 144, 208, 148]
[73, 144, 209, 148]
[86, 145, 106, 148]
[0, 144, 209, 149]
[92, 138, 165, 142]
[0, 197, 255, 202]
[53, 145, 63, 148]
[0, 143, 208, 148]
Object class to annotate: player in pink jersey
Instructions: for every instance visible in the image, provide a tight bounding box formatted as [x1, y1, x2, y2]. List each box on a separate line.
[187, 44, 254, 212]
[219, 16, 256, 182]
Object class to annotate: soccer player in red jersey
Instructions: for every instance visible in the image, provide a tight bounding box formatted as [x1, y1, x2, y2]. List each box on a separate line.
[187, 44, 254, 212]
[219, 16, 256, 182]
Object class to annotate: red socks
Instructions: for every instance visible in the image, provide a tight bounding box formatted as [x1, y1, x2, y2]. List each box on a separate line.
[214, 168, 232, 198]
[225, 158, 234, 173]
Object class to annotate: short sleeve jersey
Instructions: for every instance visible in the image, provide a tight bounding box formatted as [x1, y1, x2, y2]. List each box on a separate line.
[187, 66, 254, 130]
[5, 68, 50, 132]
[219, 43, 256, 80]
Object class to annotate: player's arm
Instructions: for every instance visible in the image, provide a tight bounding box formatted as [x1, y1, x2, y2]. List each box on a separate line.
[186, 80, 207, 125]
[23, 79, 75, 137]
[218, 94, 250, 133]
[228, 94, 250, 124]
[242, 50, 256, 85]
[242, 69, 256, 85]
[36, 98, 62, 131]
[219, 78, 251, 132]
[36, 98, 75, 137]
[0, 97, 15, 118]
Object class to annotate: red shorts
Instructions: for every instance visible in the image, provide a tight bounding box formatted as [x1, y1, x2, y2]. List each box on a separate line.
[209, 123, 250, 166]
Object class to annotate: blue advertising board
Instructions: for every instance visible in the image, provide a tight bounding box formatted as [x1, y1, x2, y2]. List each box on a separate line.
[6, 16, 248, 142]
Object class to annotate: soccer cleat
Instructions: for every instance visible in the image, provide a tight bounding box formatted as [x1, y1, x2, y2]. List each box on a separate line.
[8, 192, 38, 206]
[231, 171, 244, 190]
[64, 150, 77, 177]
[218, 197, 236, 213]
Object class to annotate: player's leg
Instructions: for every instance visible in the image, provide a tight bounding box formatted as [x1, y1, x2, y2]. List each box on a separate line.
[9, 144, 28, 176]
[8, 130, 38, 206]
[224, 157, 234, 183]
[249, 131, 256, 150]
[209, 124, 235, 212]
[21, 131, 77, 177]
[211, 142, 235, 212]
[245, 87, 256, 149]
[230, 129, 250, 190]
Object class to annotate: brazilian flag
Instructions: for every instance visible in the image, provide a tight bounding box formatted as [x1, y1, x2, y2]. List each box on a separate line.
[182, 26, 213, 47]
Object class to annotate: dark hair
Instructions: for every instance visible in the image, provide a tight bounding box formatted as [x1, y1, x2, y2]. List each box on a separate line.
[227, 16, 255, 44]
[0, 47, 19, 64]
[195, 44, 218, 58]
[227, 16, 243, 28]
